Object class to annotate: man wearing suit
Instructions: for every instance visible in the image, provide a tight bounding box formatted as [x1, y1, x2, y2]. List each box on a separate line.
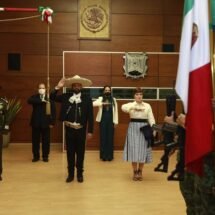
[28, 83, 56, 162]
[50, 75, 94, 183]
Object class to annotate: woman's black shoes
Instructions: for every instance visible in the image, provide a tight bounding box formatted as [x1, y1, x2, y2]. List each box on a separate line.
[66, 175, 74, 183]
[77, 176, 84, 183]
[32, 158, 39, 162]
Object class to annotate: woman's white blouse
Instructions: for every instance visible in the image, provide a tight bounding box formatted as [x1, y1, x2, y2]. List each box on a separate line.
[93, 96, 118, 124]
[121, 101, 155, 126]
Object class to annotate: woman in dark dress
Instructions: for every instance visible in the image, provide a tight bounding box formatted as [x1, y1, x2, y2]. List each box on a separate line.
[93, 86, 118, 161]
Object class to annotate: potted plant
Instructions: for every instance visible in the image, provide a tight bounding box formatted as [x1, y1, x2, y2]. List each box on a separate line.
[1, 98, 22, 147]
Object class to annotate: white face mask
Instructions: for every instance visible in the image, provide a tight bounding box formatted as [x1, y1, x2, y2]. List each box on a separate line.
[38, 88, 46, 95]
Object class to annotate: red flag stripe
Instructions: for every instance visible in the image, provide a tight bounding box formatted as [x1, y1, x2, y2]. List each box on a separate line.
[185, 63, 213, 175]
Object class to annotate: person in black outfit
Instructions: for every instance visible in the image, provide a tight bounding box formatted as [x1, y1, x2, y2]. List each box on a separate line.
[0, 140, 2, 181]
[50, 75, 94, 183]
[28, 83, 56, 162]
[93, 86, 118, 161]
[0, 98, 8, 181]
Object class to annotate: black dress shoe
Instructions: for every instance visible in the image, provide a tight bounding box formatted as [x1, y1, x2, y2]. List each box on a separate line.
[43, 158, 49, 162]
[77, 176, 84, 183]
[66, 175, 74, 183]
[0, 175, 2, 181]
[32, 158, 39, 162]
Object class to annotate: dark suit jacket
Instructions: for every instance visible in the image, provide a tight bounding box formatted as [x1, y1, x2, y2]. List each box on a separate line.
[28, 94, 56, 128]
[50, 89, 94, 133]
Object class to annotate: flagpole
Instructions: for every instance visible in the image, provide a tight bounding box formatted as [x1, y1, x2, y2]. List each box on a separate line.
[46, 24, 51, 115]
[209, 0, 215, 149]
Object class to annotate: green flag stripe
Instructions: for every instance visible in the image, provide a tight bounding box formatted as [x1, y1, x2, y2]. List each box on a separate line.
[183, 0, 194, 16]
[210, 0, 215, 26]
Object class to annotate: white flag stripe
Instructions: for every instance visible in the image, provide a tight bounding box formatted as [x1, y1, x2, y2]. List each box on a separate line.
[190, 1, 210, 70]
[175, 9, 193, 113]
[175, 0, 210, 113]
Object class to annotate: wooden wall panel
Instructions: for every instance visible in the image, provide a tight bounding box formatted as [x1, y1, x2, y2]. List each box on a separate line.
[87, 123, 99, 149]
[163, 37, 181, 52]
[0, 76, 61, 91]
[0, 34, 79, 55]
[112, 0, 163, 14]
[64, 53, 111, 77]
[164, 0, 184, 15]
[0, 55, 7, 74]
[22, 55, 63, 75]
[163, 15, 182, 37]
[0, 34, 47, 55]
[0, 0, 78, 12]
[0, 12, 78, 34]
[159, 77, 177, 88]
[147, 54, 159, 76]
[79, 40, 112, 52]
[117, 101, 130, 123]
[80, 36, 163, 52]
[0, 0, 184, 147]
[158, 54, 179, 87]
[163, 0, 183, 53]
[111, 76, 158, 87]
[157, 101, 166, 123]
[111, 36, 163, 52]
[111, 54, 124, 76]
[50, 13, 78, 34]
[19, 55, 62, 75]
[88, 76, 112, 86]
[51, 34, 79, 55]
[0, 13, 46, 33]
[10, 119, 63, 143]
[112, 15, 163, 36]
[159, 54, 179, 77]
[113, 124, 128, 150]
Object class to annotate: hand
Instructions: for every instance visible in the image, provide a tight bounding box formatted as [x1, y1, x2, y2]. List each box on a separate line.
[87, 133, 93, 139]
[102, 102, 110, 106]
[176, 114, 186, 128]
[56, 78, 66, 89]
[130, 107, 143, 112]
[164, 111, 174, 123]
[174, 135, 178, 142]
[135, 108, 144, 112]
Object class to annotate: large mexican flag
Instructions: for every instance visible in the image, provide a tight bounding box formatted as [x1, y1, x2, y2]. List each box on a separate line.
[175, 0, 213, 175]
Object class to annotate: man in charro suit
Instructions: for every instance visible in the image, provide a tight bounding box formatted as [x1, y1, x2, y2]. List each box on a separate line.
[50, 75, 94, 183]
[28, 83, 56, 162]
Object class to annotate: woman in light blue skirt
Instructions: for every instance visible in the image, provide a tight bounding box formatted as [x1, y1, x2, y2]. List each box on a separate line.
[121, 87, 155, 181]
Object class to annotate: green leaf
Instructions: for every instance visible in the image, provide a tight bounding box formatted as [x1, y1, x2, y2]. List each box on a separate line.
[4, 98, 22, 126]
